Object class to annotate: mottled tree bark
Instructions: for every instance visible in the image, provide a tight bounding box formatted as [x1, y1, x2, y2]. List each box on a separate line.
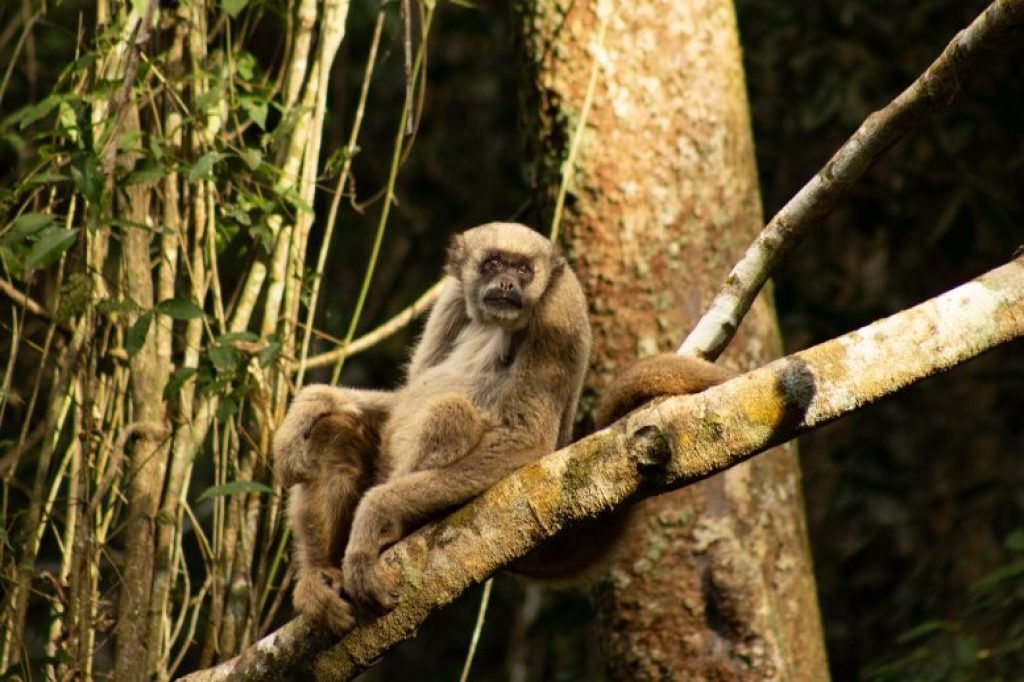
[114, 106, 173, 681]
[514, 1, 829, 678]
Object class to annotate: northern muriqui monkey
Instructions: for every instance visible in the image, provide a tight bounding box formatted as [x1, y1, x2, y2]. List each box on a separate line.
[273, 222, 736, 630]
[273, 222, 592, 631]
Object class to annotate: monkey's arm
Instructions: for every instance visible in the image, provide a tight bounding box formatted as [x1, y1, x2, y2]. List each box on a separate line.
[593, 352, 734, 429]
[272, 385, 393, 488]
[343, 440, 546, 611]
[406, 279, 468, 379]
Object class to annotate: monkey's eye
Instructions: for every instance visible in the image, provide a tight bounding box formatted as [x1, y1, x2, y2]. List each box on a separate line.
[515, 262, 533, 276]
[483, 256, 503, 272]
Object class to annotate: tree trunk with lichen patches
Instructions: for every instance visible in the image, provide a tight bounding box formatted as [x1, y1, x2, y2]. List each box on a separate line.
[514, 0, 830, 679]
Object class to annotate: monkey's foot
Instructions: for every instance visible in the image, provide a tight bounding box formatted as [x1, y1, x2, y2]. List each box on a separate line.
[293, 567, 356, 634]
[342, 550, 398, 614]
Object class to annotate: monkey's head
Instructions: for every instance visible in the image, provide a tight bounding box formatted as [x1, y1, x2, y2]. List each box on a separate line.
[447, 222, 565, 330]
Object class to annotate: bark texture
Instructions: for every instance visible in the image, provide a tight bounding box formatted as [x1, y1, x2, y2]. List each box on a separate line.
[514, 1, 829, 678]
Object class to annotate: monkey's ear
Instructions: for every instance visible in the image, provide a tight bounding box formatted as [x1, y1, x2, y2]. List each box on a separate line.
[550, 245, 567, 274]
[446, 234, 467, 276]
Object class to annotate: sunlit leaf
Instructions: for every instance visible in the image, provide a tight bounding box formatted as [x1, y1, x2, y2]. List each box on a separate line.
[156, 298, 204, 320]
[221, 0, 249, 19]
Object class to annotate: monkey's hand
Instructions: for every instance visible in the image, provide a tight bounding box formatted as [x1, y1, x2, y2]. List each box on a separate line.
[293, 566, 356, 634]
[343, 485, 404, 614]
[272, 385, 365, 488]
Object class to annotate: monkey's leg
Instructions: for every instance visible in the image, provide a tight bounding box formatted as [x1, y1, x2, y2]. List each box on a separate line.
[411, 392, 486, 471]
[343, 443, 546, 612]
[287, 413, 376, 633]
[273, 385, 392, 488]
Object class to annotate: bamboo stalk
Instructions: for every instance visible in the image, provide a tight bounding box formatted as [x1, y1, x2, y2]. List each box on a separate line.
[295, 7, 385, 386]
[330, 1, 437, 384]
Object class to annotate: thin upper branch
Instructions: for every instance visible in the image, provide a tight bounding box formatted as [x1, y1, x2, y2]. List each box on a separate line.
[0, 277, 49, 319]
[679, 0, 1024, 360]
[183, 257, 1024, 681]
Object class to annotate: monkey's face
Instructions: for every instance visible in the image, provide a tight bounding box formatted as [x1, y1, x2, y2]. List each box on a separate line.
[471, 250, 544, 328]
[448, 223, 563, 331]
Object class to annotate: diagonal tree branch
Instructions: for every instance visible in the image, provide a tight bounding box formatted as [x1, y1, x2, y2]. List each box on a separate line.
[680, 0, 1024, 360]
[183, 257, 1024, 681]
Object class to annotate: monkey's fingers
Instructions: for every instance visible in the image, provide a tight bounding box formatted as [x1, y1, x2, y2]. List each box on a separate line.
[293, 567, 356, 634]
[342, 549, 399, 615]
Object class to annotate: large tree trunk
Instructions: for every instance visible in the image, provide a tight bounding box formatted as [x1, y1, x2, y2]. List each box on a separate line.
[515, 1, 829, 678]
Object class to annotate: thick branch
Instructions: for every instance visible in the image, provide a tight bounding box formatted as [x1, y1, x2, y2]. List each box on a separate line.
[184, 258, 1024, 680]
[680, 0, 1024, 359]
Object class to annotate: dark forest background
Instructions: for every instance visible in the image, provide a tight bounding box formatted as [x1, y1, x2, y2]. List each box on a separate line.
[1, 0, 1022, 679]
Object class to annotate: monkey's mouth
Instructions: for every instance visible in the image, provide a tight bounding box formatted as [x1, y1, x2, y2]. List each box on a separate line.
[483, 291, 523, 310]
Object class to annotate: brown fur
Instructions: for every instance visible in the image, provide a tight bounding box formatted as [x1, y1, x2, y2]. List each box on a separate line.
[273, 223, 591, 628]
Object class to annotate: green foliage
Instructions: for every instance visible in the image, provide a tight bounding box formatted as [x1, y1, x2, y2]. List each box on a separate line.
[862, 538, 1024, 681]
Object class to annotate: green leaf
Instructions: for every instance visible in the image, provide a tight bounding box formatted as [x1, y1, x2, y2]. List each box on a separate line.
[235, 52, 257, 81]
[221, 0, 249, 19]
[240, 97, 268, 130]
[70, 152, 103, 205]
[1, 212, 54, 248]
[58, 100, 80, 142]
[130, 0, 149, 20]
[197, 479, 273, 503]
[156, 298, 204, 320]
[218, 331, 258, 343]
[241, 147, 262, 170]
[895, 620, 949, 645]
[249, 222, 273, 253]
[17, 95, 60, 129]
[187, 152, 225, 182]
[96, 297, 141, 319]
[1005, 529, 1024, 552]
[257, 340, 281, 368]
[126, 311, 153, 357]
[970, 559, 1024, 594]
[25, 171, 69, 187]
[208, 343, 240, 373]
[215, 396, 238, 421]
[126, 160, 166, 185]
[163, 367, 198, 399]
[25, 227, 79, 269]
